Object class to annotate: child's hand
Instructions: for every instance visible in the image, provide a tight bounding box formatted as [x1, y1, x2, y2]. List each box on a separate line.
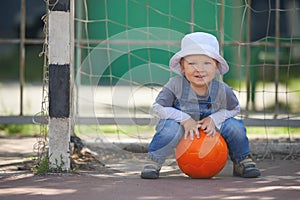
[180, 118, 201, 140]
[199, 117, 216, 136]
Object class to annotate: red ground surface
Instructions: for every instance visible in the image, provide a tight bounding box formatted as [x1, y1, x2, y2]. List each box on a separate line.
[0, 136, 299, 200]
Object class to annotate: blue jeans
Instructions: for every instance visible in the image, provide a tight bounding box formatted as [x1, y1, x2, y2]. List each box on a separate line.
[147, 118, 250, 164]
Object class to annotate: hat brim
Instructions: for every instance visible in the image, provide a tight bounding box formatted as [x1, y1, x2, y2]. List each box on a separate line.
[169, 48, 229, 75]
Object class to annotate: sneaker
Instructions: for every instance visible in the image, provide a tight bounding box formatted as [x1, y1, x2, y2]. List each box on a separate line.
[233, 155, 261, 178]
[141, 164, 161, 179]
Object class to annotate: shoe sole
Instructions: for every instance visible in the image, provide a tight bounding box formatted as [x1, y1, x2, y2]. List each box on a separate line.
[233, 169, 261, 178]
[141, 171, 159, 179]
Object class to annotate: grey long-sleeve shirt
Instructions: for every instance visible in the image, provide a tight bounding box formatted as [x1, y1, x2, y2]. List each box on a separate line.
[152, 76, 240, 129]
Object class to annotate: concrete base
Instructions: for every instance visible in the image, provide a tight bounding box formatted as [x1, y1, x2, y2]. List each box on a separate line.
[48, 118, 71, 170]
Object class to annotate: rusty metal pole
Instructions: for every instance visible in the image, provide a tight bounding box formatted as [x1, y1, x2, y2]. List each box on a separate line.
[219, 0, 224, 82]
[19, 0, 26, 116]
[246, 0, 252, 112]
[190, 0, 194, 33]
[219, 0, 224, 44]
[274, 0, 280, 118]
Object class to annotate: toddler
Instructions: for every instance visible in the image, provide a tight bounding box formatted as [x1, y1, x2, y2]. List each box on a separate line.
[141, 32, 261, 179]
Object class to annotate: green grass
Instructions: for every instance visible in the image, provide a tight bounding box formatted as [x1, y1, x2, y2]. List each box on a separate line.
[75, 125, 155, 136]
[1, 124, 299, 138]
[75, 125, 300, 138]
[288, 79, 300, 93]
[227, 78, 300, 91]
[0, 124, 40, 136]
[246, 126, 300, 136]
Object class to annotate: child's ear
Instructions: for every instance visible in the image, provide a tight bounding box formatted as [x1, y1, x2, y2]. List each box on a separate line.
[214, 60, 219, 71]
[179, 58, 185, 73]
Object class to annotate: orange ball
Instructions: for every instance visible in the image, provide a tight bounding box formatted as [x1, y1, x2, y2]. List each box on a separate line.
[175, 129, 228, 179]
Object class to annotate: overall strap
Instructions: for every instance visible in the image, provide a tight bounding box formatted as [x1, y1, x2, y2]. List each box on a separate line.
[180, 76, 191, 101]
[208, 79, 220, 102]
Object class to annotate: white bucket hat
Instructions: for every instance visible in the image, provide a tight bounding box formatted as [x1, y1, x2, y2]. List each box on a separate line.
[169, 32, 229, 75]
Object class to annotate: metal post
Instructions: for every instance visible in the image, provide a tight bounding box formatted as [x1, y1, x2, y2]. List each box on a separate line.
[190, 0, 194, 33]
[75, 0, 83, 116]
[274, 0, 280, 118]
[70, 0, 75, 136]
[19, 0, 26, 116]
[219, 0, 224, 44]
[246, 0, 252, 112]
[219, 0, 224, 82]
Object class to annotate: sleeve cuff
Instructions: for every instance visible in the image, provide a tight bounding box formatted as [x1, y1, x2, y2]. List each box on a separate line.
[152, 102, 191, 122]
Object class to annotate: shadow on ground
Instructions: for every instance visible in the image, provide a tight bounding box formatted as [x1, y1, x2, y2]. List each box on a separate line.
[0, 136, 300, 200]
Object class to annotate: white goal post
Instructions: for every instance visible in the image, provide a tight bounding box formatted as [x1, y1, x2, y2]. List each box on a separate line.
[47, 0, 74, 171]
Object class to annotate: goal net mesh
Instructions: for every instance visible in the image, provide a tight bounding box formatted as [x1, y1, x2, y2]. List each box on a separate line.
[72, 0, 300, 161]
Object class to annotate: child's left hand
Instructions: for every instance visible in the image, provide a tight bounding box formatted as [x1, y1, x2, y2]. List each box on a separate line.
[199, 117, 216, 136]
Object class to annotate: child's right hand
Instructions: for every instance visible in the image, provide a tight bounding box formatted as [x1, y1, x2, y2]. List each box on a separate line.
[180, 118, 201, 140]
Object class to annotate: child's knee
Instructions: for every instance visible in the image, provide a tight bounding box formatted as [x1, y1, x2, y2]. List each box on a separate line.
[148, 119, 184, 158]
[156, 119, 181, 133]
[150, 119, 183, 149]
[220, 118, 246, 140]
[222, 118, 245, 132]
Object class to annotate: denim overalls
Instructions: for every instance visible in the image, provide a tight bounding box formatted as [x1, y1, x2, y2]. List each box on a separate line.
[147, 77, 250, 164]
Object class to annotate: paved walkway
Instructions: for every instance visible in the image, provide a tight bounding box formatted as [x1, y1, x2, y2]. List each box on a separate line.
[0, 136, 300, 200]
[0, 160, 300, 200]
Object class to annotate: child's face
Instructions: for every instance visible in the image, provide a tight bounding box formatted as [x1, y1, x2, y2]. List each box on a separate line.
[180, 54, 218, 89]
